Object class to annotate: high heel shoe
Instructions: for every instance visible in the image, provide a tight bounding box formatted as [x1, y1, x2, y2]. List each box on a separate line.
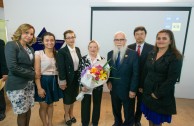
[70, 117, 76, 123]
[65, 119, 72, 126]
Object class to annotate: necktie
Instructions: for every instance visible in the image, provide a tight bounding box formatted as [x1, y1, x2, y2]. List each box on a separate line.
[116, 51, 120, 68]
[137, 45, 141, 56]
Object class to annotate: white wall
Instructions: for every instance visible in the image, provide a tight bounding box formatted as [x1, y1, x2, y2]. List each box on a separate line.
[0, 7, 4, 19]
[3, 0, 194, 99]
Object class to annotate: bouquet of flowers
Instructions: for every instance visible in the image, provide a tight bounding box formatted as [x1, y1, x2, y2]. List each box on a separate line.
[76, 59, 110, 101]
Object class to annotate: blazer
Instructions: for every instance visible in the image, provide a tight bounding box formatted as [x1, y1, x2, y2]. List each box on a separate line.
[0, 40, 8, 78]
[57, 45, 82, 85]
[142, 49, 182, 115]
[128, 42, 153, 88]
[107, 48, 139, 99]
[5, 41, 35, 91]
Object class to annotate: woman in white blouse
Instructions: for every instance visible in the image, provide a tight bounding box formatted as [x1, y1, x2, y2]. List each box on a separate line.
[34, 32, 63, 126]
[79, 40, 104, 126]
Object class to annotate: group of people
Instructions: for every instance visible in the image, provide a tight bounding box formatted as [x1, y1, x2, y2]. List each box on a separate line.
[0, 23, 183, 126]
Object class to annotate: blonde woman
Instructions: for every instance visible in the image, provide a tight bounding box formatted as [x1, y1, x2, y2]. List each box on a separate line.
[5, 23, 36, 126]
[79, 40, 104, 126]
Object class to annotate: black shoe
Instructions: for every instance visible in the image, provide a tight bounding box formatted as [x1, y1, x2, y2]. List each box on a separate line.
[135, 122, 141, 126]
[0, 113, 6, 121]
[65, 119, 72, 126]
[70, 117, 76, 123]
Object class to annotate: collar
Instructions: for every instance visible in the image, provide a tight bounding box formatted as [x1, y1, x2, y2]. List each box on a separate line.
[86, 53, 101, 61]
[136, 42, 145, 48]
[67, 45, 76, 52]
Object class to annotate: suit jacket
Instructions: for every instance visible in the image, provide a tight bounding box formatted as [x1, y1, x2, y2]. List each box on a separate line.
[128, 42, 153, 88]
[107, 48, 139, 99]
[57, 45, 81, 85]
[0, 40, 8, 77]
[5, 41, 35, 91]
[142, 49, 182, 115]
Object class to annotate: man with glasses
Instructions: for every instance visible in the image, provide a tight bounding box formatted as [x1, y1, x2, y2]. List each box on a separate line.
[107, 31, 139, 126]
[128, 26, 153, 126]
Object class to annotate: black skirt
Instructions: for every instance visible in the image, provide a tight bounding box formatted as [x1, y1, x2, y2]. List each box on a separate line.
[63, 71, 79, 104]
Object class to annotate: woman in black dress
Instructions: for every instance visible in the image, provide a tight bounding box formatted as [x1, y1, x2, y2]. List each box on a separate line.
[141, 29, 183, 126]
[57, 30, 81, 126]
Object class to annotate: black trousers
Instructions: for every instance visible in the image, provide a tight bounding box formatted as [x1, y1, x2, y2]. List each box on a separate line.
[110, 91, 135, 126]
[81, 86, 103, 126]
[135, 91, 143, 122]
[0, 88, 6, 114]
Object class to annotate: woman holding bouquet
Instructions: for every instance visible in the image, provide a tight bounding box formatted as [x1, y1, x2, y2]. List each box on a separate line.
[57, 30, 82, 126]
[79, 40, 104, 126]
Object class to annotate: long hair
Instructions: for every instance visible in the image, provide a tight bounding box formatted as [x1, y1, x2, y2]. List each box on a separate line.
[12, 23, 36, 44]
[41, 32, 57, 61]
[154, 29, 182, 59]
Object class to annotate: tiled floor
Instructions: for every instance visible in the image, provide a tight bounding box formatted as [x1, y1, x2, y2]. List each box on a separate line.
[0, 92, 194, 126]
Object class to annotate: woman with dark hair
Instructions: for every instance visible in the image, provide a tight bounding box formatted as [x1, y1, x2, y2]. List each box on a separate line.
[141, 29, 183, 126]
[34, 32, 63, 126]
[5, 23, 36, 126]
[57, 30, 81, 126]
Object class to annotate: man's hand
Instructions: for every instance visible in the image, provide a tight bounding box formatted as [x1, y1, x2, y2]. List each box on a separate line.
[129, 91, 136, 98]
[107, 82, 112, 91]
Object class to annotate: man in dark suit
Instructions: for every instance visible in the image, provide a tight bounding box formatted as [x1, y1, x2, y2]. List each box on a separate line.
[107, 31, 139, 126]
[0, 39, 8, 121]
[128, 26, 153, 126]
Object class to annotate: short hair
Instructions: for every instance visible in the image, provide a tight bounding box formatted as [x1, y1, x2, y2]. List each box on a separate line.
[114, 31, 127, 39]
[12, 23, 36, 44]
[63, 30, 76, 39]
[133, 26, 147, 35]
[88, 40, 100, 50]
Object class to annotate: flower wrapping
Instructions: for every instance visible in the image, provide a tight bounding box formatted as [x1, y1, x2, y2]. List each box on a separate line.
[76, 59, 110, 101]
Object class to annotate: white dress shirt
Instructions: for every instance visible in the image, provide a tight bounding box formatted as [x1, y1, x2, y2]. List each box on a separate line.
[68, 45, 79, 71]
[136, 42, 145, 56]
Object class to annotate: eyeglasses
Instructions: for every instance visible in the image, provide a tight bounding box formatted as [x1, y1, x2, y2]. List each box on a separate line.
[65, 36, 76, 40]
[114, 39, 126, 42]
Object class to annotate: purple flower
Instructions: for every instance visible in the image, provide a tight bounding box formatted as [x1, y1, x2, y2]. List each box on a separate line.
[81, 65, 92, 77]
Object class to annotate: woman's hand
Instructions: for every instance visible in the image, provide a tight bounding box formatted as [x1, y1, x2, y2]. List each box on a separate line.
[38, 88, 46, 98]
[129, 91, 136, 98]
[81, 86, 88, 92]
[107, 82, 112, 91]
[151, 93, 158, 99]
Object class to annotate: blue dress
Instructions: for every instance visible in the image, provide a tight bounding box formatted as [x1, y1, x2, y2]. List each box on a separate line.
[34, 50, 63, 104]
[141, 102, 171, 125]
